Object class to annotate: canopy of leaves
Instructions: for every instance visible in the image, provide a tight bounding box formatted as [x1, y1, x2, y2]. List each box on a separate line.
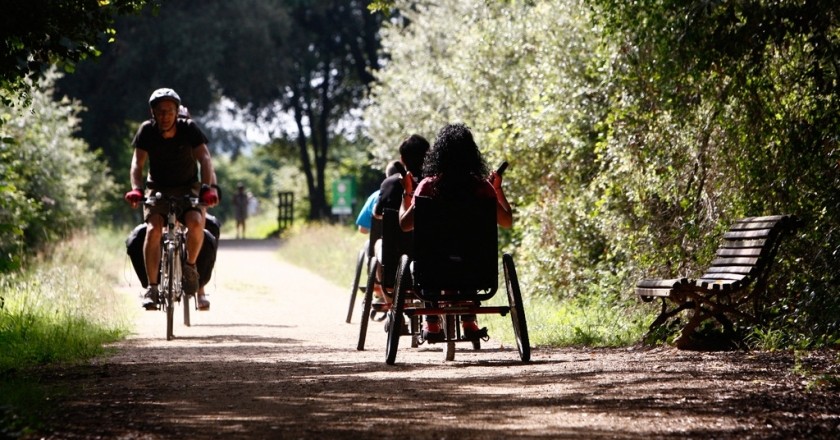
[0, 0, 155, 105]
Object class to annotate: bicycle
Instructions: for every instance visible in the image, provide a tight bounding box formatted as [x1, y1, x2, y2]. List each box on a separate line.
[144, 192, 205, 340]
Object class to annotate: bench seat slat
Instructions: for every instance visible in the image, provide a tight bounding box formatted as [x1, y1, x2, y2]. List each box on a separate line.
[710, 256, 760, 266]
[723, 228, 773, 240]
[635, 287, 674, 298]
[717, 247, 762, 257]
[635, 278, 688, 289]
[730, 218, 788, 231]
[720, 238, 767, 248]
[703, 265, 756, 275]
[697, 273, 749, 281]
[736, 214, 790, 223]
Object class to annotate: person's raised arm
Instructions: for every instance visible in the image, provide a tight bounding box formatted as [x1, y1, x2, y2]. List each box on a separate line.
[491, 172, 513, 228]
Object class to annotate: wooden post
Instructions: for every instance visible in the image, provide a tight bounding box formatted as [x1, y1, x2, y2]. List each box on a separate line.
[277, 191, 294, 231]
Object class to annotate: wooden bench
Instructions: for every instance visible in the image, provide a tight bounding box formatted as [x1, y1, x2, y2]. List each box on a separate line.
[636, 214, 799, 348]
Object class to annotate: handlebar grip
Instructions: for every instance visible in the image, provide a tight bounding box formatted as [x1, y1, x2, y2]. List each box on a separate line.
[496, 161, 509, 176]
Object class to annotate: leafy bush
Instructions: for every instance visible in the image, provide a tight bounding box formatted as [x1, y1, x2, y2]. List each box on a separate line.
[1, 70, 116, 273]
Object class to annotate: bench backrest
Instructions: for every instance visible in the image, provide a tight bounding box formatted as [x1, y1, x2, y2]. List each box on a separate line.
[697, 214, 797, 289]
[412, 195, 498, 293]
[380, 208, 413, 289]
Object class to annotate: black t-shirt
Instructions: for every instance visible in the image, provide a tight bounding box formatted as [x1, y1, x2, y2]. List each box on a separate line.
[375, 173, 421, 215]
[132, 118, 209, 188]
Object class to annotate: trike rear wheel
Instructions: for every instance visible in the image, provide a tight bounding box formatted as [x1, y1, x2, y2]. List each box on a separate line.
[503, 254, 530, 362]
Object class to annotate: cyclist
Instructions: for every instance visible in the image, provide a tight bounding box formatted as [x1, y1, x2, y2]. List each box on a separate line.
[124, 88, 220, 310]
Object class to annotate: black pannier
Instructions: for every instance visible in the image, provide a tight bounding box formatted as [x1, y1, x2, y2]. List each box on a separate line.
[126, 214, 220, 287]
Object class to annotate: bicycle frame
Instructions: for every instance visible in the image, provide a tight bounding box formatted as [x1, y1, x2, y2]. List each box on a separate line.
[145, 192, 202, 340]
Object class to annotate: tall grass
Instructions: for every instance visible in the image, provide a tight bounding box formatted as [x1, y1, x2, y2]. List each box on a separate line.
[275, 222, 649, 347]
[0, 229, 131, 373]
[276, 222, 366, 291]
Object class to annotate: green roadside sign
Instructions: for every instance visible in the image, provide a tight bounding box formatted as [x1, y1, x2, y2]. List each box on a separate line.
[331, 177, 355, 215]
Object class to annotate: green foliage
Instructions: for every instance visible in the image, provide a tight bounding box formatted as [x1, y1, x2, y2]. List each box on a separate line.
[590, 0, 840, 346]
[365, 0, 840, 347]
[0, 0, 156, 106]
[0, 71, 117, 273]
[366, 0, 613, 299]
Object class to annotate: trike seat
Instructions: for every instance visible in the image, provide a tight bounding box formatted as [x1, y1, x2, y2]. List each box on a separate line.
[412, 195, 498, 300]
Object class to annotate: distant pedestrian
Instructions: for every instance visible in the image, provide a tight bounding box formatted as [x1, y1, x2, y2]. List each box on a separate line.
[233, 183, 249, 239]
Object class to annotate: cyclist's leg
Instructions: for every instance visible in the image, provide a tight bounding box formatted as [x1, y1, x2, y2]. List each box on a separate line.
[182, 208, 206, 302]
[143, 212, 166, 285]
[183, 209, 205, 266]
[141, 209, 165, 309]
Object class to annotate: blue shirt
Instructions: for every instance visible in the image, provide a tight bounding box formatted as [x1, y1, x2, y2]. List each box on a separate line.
[355, 190, 380, 231]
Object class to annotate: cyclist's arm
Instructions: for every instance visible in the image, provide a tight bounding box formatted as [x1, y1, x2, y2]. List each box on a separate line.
[194, 143, 216, 187]
[130, 148, 147, 191]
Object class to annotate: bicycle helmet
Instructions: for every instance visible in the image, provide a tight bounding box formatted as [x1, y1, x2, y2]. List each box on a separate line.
[148, 88, 181, 108]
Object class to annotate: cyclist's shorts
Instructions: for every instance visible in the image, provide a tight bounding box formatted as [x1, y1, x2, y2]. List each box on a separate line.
[143, 182, 202, 223]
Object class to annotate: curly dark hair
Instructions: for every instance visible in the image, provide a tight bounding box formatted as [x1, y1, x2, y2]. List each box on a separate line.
[423, 123, 488, 199]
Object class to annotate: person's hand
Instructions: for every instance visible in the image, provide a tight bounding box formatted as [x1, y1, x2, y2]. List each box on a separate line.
[124, 189, 143, 208]
[200, 187, 219, 207]
[489, 171, 503, 191]
[402, 171, 414, 195]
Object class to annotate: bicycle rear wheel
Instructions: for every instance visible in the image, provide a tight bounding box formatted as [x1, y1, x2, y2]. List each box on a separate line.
[178, 241, 189, 327]
[164, 246, 176, 341]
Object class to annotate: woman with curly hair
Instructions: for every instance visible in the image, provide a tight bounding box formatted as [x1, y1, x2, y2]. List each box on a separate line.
[398, 122, 513, 341]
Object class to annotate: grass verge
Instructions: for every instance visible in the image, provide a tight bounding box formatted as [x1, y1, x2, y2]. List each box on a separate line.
[275, 222, 649, 348]
[276, 221, 366, 292]
[0, 228, 132, 436]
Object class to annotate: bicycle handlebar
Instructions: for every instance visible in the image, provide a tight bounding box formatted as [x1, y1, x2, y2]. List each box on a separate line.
[143, 192, 207, 209]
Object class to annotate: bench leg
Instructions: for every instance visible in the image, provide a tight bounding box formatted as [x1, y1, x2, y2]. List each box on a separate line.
[676, 304, 745, 350]
[644, 299, 694, 337]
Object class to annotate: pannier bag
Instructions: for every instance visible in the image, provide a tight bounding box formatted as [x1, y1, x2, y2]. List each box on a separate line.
[126, 214, 220, 287]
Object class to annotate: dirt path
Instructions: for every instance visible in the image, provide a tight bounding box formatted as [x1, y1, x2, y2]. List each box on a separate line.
[28, 239, 840, 439]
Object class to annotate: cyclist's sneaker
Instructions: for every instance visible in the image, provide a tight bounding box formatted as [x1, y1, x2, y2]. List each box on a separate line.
[142, 286, 160, 310]
[462, 320, 489, 341]
[422, 319, 444, 343]
[196, 293, 210, 311]
[182, 263, 199, 295]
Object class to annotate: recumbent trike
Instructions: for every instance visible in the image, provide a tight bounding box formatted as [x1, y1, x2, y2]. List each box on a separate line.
[370, 195, 530, 364]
